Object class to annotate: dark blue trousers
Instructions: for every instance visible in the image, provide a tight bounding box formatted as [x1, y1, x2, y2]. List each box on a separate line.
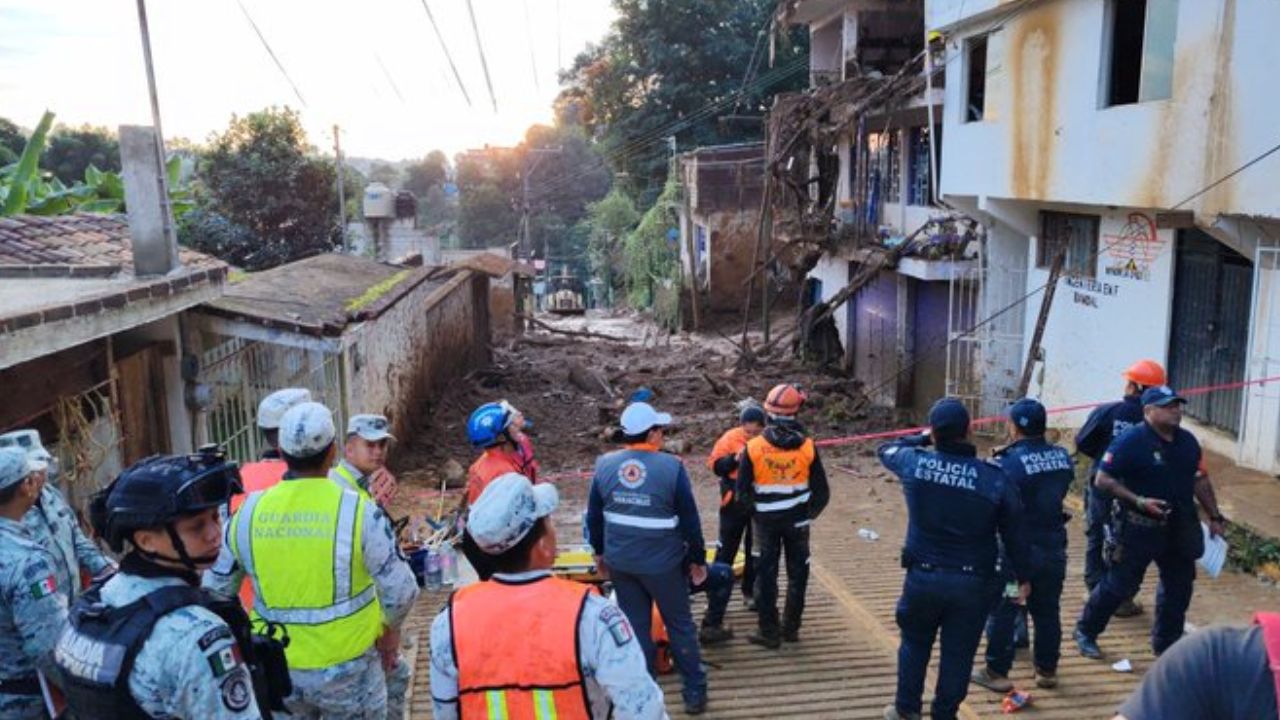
[1077, 524, 1195, 654]
[1084, 482, 1110, 589]
[894, 568, 999, 720]
[754, 517, 810, 637]
[984, 560, 1066, 674]
[612, 566, 707, 702]
[703, 503, 755, 628]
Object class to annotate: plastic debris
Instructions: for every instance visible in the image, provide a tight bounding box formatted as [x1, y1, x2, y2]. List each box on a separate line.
[1001, 690, 1032, 713]
[857, 528, 880, 541]
[1112, 658, 1133, 673]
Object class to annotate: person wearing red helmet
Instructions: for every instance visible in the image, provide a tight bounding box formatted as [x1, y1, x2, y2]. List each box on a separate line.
[1074, 359, 1166, 617]
[735, 384, 830, 649]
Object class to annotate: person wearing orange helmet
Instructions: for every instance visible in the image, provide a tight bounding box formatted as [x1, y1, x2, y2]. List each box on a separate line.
[735, 384, 830, 649]
[1075, 359, 1165, 618]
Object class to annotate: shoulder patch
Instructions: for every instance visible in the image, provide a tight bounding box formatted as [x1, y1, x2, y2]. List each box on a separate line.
[599, 603, 634, 647]
[206, 643, 244, 678]
[28, 574, 56, 599]
[219, 668, 253, 712]
[198, 625, 234, 652]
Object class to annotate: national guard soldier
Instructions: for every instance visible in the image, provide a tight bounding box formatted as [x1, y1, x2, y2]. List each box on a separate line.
[0, 447, 69, 720]
[55, 447, 288, 719]
[0, 428, 113, 602]
[878, 398, 1027, 720]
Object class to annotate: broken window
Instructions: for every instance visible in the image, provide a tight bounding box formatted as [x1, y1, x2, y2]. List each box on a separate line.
[1104, 0, 1179, 106]
[1038, 212, 1100, 278]
[907, 125, 940, 206]
[964, 35, 988, 122]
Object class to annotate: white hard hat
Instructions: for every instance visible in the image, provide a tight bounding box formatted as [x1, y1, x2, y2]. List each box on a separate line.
[257, 388, 312, 429]
[277, 402, 336, 457]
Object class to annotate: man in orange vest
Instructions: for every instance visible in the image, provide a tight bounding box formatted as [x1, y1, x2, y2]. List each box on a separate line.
[736, 384, 829, 649]
[699, 402, 765, 644]
[429, 472, 667, 720]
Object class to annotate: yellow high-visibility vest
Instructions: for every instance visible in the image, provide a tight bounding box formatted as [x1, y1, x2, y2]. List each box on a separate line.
[231, 477, 382, 669]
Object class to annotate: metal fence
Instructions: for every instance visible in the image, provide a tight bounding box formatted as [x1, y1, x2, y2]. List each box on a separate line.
[946, 262, 1028, 431]
[199, 335, 344, 463]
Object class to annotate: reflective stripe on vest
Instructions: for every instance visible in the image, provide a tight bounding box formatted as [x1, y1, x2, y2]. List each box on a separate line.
[331, 463, 367, 498]
[1253, 611, 1280, 720]
[747, 436, 815, 511]
[604, 511, 678, 530]
[755, 492, 812, 513]
[231, 478, 381, 669]
[452, 577, 593, 720]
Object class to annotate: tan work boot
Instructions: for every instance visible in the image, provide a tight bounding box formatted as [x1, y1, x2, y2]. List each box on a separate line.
[971, 666, 1014, 693]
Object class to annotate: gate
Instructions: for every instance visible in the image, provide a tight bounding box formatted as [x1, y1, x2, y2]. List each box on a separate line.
[1240, 244, 1280, 471]
[947, 260, 1027, 427]
[1168, 230, 1252, 436]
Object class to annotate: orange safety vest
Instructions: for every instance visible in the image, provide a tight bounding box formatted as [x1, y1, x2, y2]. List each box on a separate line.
[451, 576, 595, 719]
[467, 449, 526, 504]
[707, 427, 751, 507]
[746, 436, 815, 490]
[228, 460, 286, 609]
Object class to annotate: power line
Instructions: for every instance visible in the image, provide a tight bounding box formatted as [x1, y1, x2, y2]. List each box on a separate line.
[464, 0, 499, 112]
[416, 0, 473, 108]
[523, 0, 540, 92]
[234, 0, 307, 108]
[374, 53, 406, 104]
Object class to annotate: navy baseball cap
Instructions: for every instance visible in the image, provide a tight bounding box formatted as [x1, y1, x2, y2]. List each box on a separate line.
[1008, 397, 1047, 435]
[928, 398, 970, 441]
[1141, 385, 1187, 407]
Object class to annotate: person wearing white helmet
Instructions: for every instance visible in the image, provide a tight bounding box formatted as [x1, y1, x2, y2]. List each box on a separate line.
[255, 388, 313, 461]
[430, 473, 667, 720]
[0, 429, 111, 603]
[205, 401, 419, 719]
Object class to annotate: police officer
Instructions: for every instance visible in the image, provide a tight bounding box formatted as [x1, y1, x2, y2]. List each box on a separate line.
[0, 448, 69, 720]
[1075, 385, 1225, 659]
[206, 401, 420, 719]
[879, 398, 1027, 720]
[699, 401, 766, 644]
[430, 472, 668, 720]
[330, 413, 407, 719]
[735, 384, 829, 649]
[972, 399, 1074, 693]
[586, 401, 708, 715]
[0, 429, 112, 602]
[55, 448, 280, 719]
[1076, 359, 1165, 616]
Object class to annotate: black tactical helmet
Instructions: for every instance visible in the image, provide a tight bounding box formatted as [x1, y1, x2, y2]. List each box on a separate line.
[91, 445, 242, 553]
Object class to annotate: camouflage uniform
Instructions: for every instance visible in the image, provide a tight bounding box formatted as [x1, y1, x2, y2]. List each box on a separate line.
[24, 483, 111, 602]
[0, 516, 70, 720]
[77, 571, 264, 719]
[206, 494, 419, 720]
[429, 570, 669, 720]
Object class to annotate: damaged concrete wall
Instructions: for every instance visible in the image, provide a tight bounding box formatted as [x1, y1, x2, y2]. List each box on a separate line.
[343, 270, 491, 438]
[694, 209, 765, 312]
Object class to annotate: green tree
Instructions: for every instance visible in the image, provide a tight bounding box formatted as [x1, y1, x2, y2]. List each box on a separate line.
[583, 187, 640, 295]
[623, 174, 680, 309]
[194, 107, 338, 269]
[404, 150, 448, 199]
[367, 161, 402, 188]
[0, 117, 26, 166]
[43, 125, 120, 184]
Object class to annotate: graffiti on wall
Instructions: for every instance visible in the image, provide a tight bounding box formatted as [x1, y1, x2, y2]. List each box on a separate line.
[1103, 213, 1165, 281]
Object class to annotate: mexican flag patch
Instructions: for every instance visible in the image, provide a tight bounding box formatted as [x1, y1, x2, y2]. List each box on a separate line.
[29, 575, 55, 599]
[207, 644, 243, 678]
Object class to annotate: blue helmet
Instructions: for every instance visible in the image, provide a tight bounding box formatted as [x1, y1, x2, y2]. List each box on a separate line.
[467, 402, 514, 449]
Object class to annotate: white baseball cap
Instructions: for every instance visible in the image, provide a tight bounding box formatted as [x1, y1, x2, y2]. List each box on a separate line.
[620, 402, 672, 436]
[277, 402, 336, 457]
[0, 447, 33, 490]
[468, 473, 558, 555]
[0, 429, 53, 471]
[347, 414, 395, 442]
[257, 388, 313, 430]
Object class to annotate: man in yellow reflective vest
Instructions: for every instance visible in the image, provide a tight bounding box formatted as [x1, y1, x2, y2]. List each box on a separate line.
[205, 401, 419, 719]
[429, 472, 667, 720]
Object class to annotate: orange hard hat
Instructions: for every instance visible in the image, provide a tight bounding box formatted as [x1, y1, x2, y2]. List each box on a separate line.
[1122, 359, 1166, 388]
[764, 384, 807, 416]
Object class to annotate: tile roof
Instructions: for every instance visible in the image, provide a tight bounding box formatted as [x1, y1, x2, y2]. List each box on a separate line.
[0, 213, 221, 272]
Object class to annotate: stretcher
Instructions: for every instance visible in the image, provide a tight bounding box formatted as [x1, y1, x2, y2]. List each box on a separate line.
[551, 543, 746, 584]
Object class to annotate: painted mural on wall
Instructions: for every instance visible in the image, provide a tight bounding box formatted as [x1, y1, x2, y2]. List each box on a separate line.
[1103, 212, 1165, 281]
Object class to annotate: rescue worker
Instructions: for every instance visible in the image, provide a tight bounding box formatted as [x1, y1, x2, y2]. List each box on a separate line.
[972, 399, 1074, 693]
[879, 398, 1027, 720]
[55, 448, 281, 719]
[1075, 386, 1226, 659]
[206, 401, 420, 719]
[462, 401, 543, 581]
[500, 400, 539, 482]
[735, 384, 829, 649]
[330, 413, 407, 719]
[699, 402, 766, 644]
[332, 414, 399, 506]
[1113, 615, 1278, 719]
[586, 401, 708, 715]
[0, 447, 69, 720]
[1076, 359, 1165, 617]
[429, 472, 668, 720]
[1, 428, 112, 601]
[228, 387, 312, 513]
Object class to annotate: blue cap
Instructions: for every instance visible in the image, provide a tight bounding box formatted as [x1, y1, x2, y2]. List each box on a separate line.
[739, 404, 766, 425]
[1141, 385, 1187, 407]
[1008, 397, 1047, 435]
[628, 387, 655, 404]
[928, 398, 970, 441]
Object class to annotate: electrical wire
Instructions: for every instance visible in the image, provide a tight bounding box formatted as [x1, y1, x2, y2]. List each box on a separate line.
[523, 0, 540, 92]
[464, 0, 499, 112]
[416, 0, 473, 108]
[234, 0, 307, 108]
[374, 53, 406, 104]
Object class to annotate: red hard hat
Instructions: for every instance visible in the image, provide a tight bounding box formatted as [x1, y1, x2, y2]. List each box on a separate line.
[1122, 359, 1167, 388]
[763, 384, 807, 416]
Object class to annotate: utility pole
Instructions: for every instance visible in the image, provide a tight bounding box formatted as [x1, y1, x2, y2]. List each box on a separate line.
[334, 125, 348, 253]
[133, 0, 177, 250]
[520, 147, 562, 304]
